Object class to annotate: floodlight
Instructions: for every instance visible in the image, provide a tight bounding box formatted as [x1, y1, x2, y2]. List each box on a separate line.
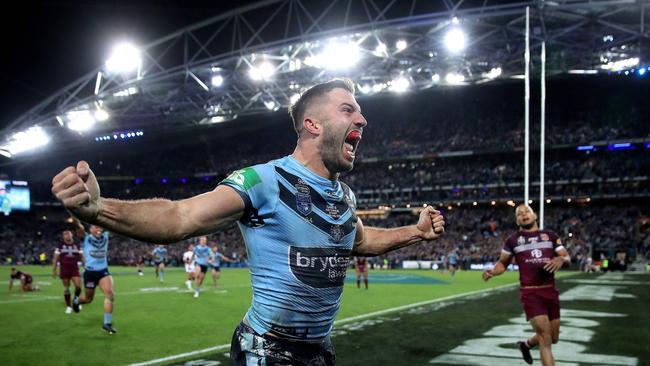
[445, 72, 465, 84]
[105, 43, 141, 73]
[67, 110, 95, 131]
[249, 61, 275, 81]
[395, 40, 407, 51]
[444, 28, 466, 53]
[389, 77, 410, 92]
[94, 108, 110, 122]
[320, 41, 360, 70]
[211, 75, 224, 87]
[5, 126, 50, 155]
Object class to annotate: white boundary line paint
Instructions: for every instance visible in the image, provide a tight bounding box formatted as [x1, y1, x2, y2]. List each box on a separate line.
[128, 282, 520, 366]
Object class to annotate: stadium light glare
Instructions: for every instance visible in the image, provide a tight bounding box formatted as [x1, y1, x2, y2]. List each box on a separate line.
[546, 199, 551, 203]
[445, 72, 465, 84]
[444, 27, 467, 53]
[105, 43, 141, 74]
[601, 57, 639, 71]
[264, 100, 277, 110]
[374, 42, 387, 56]
[639, 68, 647, 76]
[66, 110, 96, 132]
[372, 83, 386, 93]
[567, 198, 572, 203]
[320, 41, 361, 70]
[211, 75, 224, 87]
[56, 116, 64, 126]
[483, 67, 502, 79]
[472, 202, 477, 206]
[358, 84, 372, 94]
[431, 74, 440, 83]
[528, 199, 533, 204]
[4, 126, 50, 155]
[249, 61, 275, 81]
[389, 77, 410, 92]
[94, 108, 110, 122]
[395, 40, 407, 51]
[491, 201, 496, 205]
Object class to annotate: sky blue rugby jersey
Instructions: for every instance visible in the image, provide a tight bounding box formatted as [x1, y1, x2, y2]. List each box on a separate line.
[194, 245, 212, 265]
[83, 231, 110, 271]
[152, 247, 167, 262]
[210, 251, 223, 267]
[220, 155, 358, 341]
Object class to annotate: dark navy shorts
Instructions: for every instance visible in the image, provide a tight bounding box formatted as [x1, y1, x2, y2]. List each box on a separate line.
[83, 268, 110, 289]
[230, 322, 336, 366]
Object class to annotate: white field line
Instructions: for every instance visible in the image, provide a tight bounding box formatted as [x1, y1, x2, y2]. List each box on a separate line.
[128, 282, 520, 366]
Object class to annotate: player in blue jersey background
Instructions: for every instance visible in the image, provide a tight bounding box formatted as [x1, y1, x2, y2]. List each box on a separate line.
[152, 244, 168, 283]
[70, 218, 117, 334]
[52, 78, 445, 365]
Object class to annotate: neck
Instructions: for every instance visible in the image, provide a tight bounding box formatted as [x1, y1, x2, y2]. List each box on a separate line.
[520, 223, 539, 232]
[292, 142, 338, 181]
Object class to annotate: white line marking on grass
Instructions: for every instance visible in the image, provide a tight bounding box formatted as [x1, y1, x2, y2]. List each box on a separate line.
[127, 283, 519, 366]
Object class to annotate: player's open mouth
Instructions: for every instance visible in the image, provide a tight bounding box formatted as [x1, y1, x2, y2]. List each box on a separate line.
[344, 130, 362, 159]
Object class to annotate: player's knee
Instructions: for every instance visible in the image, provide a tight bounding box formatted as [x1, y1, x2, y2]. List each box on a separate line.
[552, 334, 559, 344]
[537, 332, 552, 346]
[105, 293, 115, 303]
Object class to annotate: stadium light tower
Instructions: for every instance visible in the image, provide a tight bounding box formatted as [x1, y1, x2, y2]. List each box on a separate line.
[105, 42, 141, 74]
[444, 27, 467, 53]
[318, 40, 361, 70]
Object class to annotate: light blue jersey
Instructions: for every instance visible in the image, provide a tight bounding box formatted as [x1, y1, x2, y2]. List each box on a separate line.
[448, 252, 458, 265]
[83, 231, 110, 271]
[194, 245, 212, 266]
[210, 251, 224, 267]
[220, 155, 357, 340]
[153, 247, 167, 262]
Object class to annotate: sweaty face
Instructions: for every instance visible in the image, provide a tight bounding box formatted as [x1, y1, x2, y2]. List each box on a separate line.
[516, 206, 537, 229]
[316, 89, 367, 174]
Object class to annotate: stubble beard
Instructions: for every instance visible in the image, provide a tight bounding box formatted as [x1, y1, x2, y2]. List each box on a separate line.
[321, 127, 353, 175]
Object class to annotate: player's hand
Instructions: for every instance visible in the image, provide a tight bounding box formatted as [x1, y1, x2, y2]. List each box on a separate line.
[482, 270, 494, 282]
[543, 257, 565, 273]
[416, 205, 445, 240]
[51, 161, 101, 222]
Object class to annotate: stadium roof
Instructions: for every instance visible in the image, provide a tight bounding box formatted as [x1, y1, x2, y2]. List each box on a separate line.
[1, 0, 649, 158]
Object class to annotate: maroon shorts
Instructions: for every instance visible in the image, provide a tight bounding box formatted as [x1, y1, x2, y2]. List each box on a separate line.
[60, 265, 80, 280]
[356, 265, 367, 272]
[519, 286, 560, 321]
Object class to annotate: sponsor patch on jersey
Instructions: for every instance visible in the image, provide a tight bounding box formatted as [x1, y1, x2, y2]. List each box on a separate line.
[517, 236, 526, 245]
[223, 167, 262, 191]
[540, 233, 549, 241]
[289, 246, 351, 288]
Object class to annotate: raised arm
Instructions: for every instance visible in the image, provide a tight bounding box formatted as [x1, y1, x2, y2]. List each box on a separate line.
[71, 216, 86, 240]
[351, 206, 445, 256]
[482, 251, 513, 281]
[52, 161, 245, 243]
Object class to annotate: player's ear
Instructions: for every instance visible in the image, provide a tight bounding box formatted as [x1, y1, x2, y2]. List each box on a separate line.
[302, 117, 321, 136]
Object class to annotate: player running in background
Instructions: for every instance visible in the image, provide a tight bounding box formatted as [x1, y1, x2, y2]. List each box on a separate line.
[354, 257, 369, 289]
[52, 228, 84, 314]
[193, 237, 212, 298]
[72, 220, 117, 334]
[152, 244, 168, 283]
[8, 268, 38, 292]
[447, 249, 459, 277]
[135, 254, 144, 276]
[483, 204, 570, 366]
[183, 244, 196, 290]
[210, 245, 235, 288]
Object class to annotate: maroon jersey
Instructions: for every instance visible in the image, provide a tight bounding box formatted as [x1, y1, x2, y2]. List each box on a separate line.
[502, 230, 564, 287]
[356, 257, 367, 266]
[55, 241, 82, 270]
[11, 271, 32, 283]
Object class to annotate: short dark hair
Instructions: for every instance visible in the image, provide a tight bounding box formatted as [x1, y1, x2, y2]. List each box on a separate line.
[288, 78, 355, 136]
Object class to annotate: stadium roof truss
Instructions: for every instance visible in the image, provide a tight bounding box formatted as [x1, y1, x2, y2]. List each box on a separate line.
[2, 0, 649, 155]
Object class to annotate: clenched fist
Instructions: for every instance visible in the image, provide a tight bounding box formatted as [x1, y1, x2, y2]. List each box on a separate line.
[51, 161, 100, 222]
[416, 205, 445, 240]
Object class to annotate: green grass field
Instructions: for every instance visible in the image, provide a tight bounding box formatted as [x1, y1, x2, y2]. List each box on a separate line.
[0, 266, 647, 366]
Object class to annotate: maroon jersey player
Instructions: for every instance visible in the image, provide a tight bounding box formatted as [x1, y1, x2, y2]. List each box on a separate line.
[355, 257, 368, 289]
[483, 204, 570, 366]
[52, 229, 84, 314]
[9, 268, 38, 292]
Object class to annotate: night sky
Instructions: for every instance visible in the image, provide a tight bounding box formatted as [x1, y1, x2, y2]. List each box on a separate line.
[0, 0, 252, 131]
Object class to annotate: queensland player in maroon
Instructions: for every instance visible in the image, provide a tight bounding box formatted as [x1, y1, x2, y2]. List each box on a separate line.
[483, 204, 570, 366]
[354, 256, 368, 289]
[9, 268, 38, 292]
[52, 229, 84, 314]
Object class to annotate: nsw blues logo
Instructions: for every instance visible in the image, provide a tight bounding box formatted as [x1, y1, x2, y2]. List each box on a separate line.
[295, 179, 312, 216]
